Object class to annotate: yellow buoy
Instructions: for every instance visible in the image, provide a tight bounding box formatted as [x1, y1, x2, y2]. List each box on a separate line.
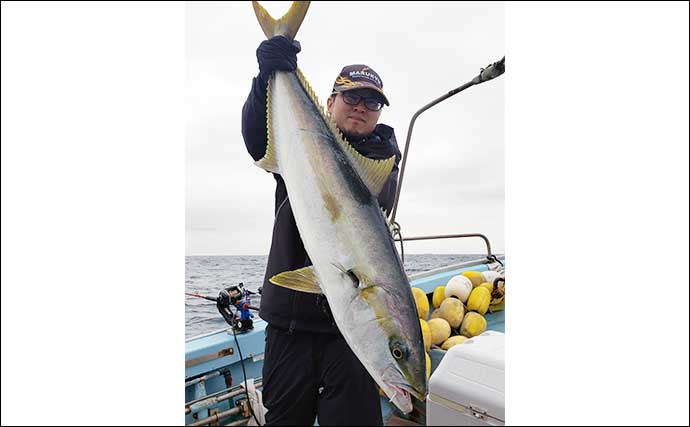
[428, 318, 451, 345]
[437, 298, 464, 329]
[420, 318, 431, 352]
[441, 335, 468, 350]
[460, 312, 487, 338]
[467, 286, 491, 315]
[411, 287, 430, 320]
[432, 286, 446, 308]
[461, 271, 485, 287]
[425, 352, 431, 381]
[478, 281, 494, 294]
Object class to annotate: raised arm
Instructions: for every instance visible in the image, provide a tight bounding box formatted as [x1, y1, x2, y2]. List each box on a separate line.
[241, 36, 301, 161]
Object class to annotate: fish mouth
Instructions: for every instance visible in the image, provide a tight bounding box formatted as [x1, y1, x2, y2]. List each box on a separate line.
[382, 381, 413, 413]
[381, 366, 426, 413]
[390, 381, 426, 402]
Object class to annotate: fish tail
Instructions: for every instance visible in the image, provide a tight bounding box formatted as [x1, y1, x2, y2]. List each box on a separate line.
[252, 1, 311, 40]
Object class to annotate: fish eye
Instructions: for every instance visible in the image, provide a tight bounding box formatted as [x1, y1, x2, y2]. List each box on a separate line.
[392, 347, 403, 360]
[391, 343, 408, 360]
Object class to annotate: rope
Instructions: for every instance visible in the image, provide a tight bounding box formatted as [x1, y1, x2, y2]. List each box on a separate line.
[486, 254, 503, 267]
[390, 220, 405, 264]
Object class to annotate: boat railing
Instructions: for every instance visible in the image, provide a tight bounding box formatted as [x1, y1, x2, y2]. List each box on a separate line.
[388, 56, 504, 226]
[394, 233, 494, 259]
[387, 57, 505, 265]
[390, 222, 502, 266]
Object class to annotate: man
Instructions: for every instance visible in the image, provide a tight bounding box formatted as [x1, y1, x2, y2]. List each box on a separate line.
[241, 35, 401, 426]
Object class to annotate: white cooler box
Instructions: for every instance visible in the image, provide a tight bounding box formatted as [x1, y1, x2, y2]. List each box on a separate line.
[427, 330, 505, 426]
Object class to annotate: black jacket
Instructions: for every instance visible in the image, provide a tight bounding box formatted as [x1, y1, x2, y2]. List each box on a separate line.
[241, 76, 402, 333]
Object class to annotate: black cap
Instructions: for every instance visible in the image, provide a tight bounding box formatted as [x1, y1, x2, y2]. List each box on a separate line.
[331, 64, 389, 106]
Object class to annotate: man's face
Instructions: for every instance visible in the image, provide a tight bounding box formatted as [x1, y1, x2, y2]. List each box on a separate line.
[326, 88, 383, 139]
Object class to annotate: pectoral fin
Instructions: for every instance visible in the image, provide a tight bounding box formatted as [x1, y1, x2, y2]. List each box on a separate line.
[269, 266, 322, 294]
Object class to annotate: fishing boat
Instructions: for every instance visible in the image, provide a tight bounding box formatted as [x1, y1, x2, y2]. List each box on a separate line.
[185, 47, 505, 427]
[186, 255, 504, 426]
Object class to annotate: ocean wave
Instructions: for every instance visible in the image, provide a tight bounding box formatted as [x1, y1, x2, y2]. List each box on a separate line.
[186, 254, 482, 338]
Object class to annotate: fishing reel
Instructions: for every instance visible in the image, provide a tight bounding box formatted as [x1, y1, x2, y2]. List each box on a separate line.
[217, 283, 256, 333]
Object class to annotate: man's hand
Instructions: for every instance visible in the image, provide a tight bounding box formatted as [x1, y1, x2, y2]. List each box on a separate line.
[257, 35, 301, 82]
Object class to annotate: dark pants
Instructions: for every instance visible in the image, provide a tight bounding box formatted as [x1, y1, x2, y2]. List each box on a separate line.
[262, 324, 383, 426]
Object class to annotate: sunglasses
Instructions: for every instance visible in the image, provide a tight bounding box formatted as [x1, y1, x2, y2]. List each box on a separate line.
[337, 91, 384, 112]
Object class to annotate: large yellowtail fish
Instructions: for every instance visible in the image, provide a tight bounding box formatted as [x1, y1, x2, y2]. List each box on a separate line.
[251, 1, 427, 413]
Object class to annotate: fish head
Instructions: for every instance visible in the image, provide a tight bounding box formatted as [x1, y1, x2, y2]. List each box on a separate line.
[335, 271, 428, 413]
[379, 331, 429, 413]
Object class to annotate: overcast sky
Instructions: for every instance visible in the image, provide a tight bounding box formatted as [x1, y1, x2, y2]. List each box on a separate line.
[186, 1, 505, 255]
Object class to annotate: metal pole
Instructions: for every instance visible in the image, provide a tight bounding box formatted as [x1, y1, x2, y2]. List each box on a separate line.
[388, 81, 474, 224]
[393, 233, 492, 258]
[186, 382, 263, 415]
[225, 418, 250, 426]
[188, 406, 242, 427]
[388, 56, 505, 225]
[186, 384, 235, 407]
[185, 371, 221, 388]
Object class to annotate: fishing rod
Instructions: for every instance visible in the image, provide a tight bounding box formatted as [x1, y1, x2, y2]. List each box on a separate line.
[185, 291, 261, 312]
[186, 282, 264, 425]
[185, 292, 218, 302]
[186, 284, 261, 335]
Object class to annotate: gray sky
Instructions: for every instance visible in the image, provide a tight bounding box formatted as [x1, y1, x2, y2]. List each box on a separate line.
[186, 1, 505, 255]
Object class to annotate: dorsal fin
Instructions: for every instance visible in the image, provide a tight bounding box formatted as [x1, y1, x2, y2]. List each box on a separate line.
[255, 76, 280, 173]
[294, 68, 396, 197]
